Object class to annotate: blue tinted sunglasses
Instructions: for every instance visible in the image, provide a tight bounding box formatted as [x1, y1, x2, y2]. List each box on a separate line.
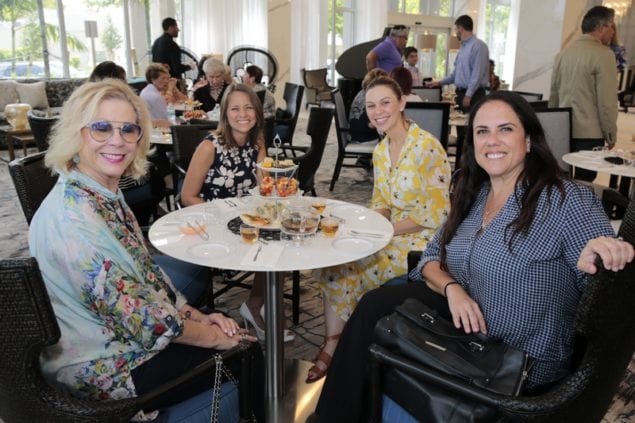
[85, 120, 143, 144]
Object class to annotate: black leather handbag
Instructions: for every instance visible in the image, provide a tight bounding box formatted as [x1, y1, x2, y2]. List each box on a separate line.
[373, 298, 531, 422]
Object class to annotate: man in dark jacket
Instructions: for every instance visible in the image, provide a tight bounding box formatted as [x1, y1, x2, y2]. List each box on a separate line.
[151, 17, 192, 79]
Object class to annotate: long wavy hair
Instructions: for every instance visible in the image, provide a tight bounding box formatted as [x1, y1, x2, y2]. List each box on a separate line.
[214, 83, 264, 150]
[439, 91, 565, 266]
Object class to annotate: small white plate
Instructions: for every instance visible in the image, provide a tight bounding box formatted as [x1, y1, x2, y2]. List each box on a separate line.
[151, 232, 183, 246]
[187, 242, 231, 259]
[332, 237, 374, 255]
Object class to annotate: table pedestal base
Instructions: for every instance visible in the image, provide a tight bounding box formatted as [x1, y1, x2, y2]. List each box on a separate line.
[266, 359, 324, 422]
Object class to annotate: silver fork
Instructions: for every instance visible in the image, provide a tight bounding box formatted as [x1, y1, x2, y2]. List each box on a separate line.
[194, 219, 210, 240]
[252, 244, 263, 262]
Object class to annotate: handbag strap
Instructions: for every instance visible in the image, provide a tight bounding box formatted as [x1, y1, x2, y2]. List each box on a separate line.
[210, 353, 239, 423]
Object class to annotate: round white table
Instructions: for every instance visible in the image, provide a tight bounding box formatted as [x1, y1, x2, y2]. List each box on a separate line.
[149, 196, 393, 421]
[562, 151, 635, 197]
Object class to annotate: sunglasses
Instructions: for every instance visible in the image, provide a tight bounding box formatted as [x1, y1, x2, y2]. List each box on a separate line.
[85, 120, 143, 144]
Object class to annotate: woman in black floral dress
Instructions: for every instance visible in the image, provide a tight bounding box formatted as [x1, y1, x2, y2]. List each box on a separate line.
[181, 83, 295, 342]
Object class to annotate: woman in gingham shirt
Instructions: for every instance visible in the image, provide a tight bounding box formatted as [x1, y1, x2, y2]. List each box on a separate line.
[309, 91, 633, 423]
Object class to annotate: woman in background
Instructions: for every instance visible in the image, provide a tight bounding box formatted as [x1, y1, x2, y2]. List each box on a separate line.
[193, 57, 230, 113]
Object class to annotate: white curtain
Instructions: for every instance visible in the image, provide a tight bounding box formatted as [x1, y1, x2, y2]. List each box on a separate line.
[354, 0, 387, 44]
[181, 0, 268, 59]
[290, 0, 325, 84]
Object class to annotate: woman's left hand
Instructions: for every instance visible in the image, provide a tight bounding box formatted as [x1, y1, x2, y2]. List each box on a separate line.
[201, 312, 241, 337]
[577, 236, 634, 274]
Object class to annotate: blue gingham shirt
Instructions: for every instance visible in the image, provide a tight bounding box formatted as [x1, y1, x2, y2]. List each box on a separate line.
[411, 181, 615, 386]
[440, 34, 490, 97]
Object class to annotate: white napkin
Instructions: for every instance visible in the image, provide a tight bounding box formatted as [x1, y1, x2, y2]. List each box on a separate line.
[240, 244, 284, 267]
[212, 198, 242, 213]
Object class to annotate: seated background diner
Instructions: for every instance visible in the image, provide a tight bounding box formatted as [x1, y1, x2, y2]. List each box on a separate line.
[242, 64, 276, 120]
[309, 91, 634, 422]
[139, 63, 174, 127]
[193, 57, 230, 113]
[180, 83, 294, 343]
[390, 66, 423, 102]
[308, 75, 451, 383]
[28, 79, 265, 422]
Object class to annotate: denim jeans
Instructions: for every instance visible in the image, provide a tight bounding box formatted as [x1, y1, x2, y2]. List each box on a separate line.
[153, 254, 210, 305]
[156, 381, 240, 423]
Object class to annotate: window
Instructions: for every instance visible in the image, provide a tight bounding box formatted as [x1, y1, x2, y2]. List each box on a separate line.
[389, 0, 453, 17]
[483, 0, 511, 79]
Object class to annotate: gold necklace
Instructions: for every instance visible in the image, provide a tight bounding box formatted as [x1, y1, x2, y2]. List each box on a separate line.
[481, 194, 507, 230]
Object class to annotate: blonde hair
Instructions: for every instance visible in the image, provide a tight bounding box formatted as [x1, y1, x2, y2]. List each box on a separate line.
[45, 79, 152, 179]
[202, 57, 226, 76]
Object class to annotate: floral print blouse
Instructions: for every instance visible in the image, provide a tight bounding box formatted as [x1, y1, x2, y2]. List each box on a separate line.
[200, 134, 260, 200]
[29, 171, 187, 421]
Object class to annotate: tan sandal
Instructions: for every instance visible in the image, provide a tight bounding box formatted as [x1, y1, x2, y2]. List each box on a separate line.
[306, 333, 340, 384]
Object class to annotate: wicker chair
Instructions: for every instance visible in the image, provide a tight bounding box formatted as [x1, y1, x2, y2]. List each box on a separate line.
[369, 196, 635, 422]
[0, 256, 253, 422]
[8, 151, 58, 225]
[27, 112, 58, 152]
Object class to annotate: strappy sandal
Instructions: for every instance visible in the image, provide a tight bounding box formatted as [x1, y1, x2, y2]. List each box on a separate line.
[305, 333, 340, 384]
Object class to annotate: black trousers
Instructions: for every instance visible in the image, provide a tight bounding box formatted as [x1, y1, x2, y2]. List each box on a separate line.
[314, 282, 450, 423]
[131, 341, 265, 422]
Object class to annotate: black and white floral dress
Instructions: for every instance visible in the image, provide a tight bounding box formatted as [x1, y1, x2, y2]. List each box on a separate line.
[200, 135, 259, 201]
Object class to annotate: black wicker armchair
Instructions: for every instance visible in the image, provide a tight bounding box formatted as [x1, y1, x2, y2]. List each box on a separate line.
[8, 151, 57, 225]
[369, 196, 635, 422]
[0, 257, 254, 422]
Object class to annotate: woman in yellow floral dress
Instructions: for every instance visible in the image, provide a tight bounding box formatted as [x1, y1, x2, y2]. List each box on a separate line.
[307, 75, 452, 383]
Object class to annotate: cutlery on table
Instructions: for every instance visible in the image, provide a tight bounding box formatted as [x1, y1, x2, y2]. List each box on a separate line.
[350, 230, 385, 238]
[194, 219, 210, 239]
[252, 244, 263, 262]
[225, 199, 237, 207]
[187, 221, 209, 240]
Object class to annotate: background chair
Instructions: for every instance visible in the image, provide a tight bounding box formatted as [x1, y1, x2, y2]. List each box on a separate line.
[535, 107, 572, 174]
[511, 91, 543, 102]
[302, 68, 334, 109]
[279, 107, 334, 196]
[27, 112, 57, 152]
[0, 256, 253, 423]
[411, 86, 442, 102]
[273, 82, 304, 149]
[170, 123, 216, 203]
[8, 151, 58, 225]
[404, 102, 450, 151]
[369, 196, 635, 423]
[330, 88, 378, 191]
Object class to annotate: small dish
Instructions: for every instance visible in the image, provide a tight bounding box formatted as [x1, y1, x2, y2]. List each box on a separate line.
[187, 242, 230, 259]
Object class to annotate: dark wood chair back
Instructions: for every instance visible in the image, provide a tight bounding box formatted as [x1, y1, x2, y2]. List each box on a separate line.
[8, 151, 58, 225]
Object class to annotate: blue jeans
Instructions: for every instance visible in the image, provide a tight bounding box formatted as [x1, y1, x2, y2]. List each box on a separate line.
[156, 382, 240, 423]
[153, 254, 209, 305]
[382, 394, 418, 423]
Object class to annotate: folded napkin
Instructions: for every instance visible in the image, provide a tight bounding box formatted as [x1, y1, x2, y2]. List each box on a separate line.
[240, 243, 284, 267]
[211, 198, 243, 213]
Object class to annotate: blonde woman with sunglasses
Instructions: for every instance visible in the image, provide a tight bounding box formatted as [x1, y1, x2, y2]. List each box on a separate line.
[30, 79, 265, 422]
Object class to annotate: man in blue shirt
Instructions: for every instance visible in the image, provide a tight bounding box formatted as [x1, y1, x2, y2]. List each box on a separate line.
[427, 15, 489, 112]
[366, 25, 409, 73]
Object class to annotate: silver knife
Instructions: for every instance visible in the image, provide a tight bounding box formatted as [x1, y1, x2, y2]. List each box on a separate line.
[252, 244, 263, 262]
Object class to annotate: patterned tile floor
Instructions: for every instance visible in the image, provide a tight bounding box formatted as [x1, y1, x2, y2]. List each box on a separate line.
[1, 108, 633, 421]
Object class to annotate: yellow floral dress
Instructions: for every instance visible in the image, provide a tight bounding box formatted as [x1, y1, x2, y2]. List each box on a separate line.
[316, 122, 451, 320]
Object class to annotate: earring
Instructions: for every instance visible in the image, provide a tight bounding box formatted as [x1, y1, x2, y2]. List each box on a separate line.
[72, 154, 80, 164]
[526, 138, 531, 153]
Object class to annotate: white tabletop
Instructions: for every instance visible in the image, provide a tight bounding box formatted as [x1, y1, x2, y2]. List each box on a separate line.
[562, 151, 635, 179]
[148, 197, 394, 273]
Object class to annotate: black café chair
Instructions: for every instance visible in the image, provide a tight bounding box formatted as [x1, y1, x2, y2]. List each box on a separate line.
[279, 106, 334, 196]
[9, 151, 58, 225]
[27, 111, 58, 152]
[0, 256, 254, 422]
[273, 82, 304, 150]
[368, 196, 635, 422]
